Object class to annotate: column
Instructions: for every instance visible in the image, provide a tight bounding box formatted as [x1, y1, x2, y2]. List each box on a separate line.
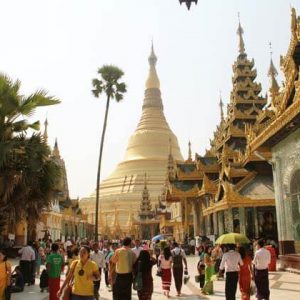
[218, 212, 224, 235]
[184, 198, 188, 234]
[239, 207, 246, 235]
[192, 201, 199, 237]
[213, 212, 218, 236]
[253, 207, 259, 238]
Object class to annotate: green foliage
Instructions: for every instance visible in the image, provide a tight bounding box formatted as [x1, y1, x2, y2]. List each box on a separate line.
[0, 73, 61, 237]
[92, 65, 127, 101]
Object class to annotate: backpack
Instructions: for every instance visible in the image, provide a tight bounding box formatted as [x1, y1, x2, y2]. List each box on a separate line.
[172, 249, 183, 268]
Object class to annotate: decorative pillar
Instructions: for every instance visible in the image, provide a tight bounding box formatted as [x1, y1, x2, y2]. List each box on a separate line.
[224, 209, 233, 233]
[239, 207, 246, 235]
[218, 212, 224, 235]
[184, 198, 188, 234]
[213, 212, 218, 236]
[253, 207, 259, 238]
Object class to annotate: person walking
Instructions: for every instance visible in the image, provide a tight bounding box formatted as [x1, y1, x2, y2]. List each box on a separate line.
[46, 243, 64, 300]
[171, 242, 188, 297]
[253, 239, 271, 300]
[238, 247, 252, 300]
[219, 243, 243, 300]
[132, 239, 143, 259]
[133, 250, 156, 300]
[103, 243, 114, 288]
[0, 250, 11, 300]
[58, 245, 100, 300]
[202, 246, 215, 295]
[18, 241, 35, 286]
[90, 243, 106, 300]
[197, 245, 205, 290]
[111, 237, 136, 300]
[158, 247, 173, 298]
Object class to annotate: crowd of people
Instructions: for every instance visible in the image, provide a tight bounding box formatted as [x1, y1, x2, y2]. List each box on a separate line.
[0, 235, 275, 300]
[196, 238, 272, 300]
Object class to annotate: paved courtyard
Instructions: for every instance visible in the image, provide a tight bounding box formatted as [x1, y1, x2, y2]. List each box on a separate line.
[10, 256, 300, 300]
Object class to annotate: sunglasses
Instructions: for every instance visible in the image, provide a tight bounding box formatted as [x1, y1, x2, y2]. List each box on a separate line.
[78, 269, 84, 276]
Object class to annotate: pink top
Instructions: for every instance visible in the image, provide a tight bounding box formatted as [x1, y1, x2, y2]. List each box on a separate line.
[159, 254, 172, 269]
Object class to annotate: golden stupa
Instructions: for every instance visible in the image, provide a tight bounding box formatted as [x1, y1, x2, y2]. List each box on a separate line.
[80, 44, 183, 236]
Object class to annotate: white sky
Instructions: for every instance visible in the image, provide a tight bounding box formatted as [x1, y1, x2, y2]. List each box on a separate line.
[0, 0, 298, 198]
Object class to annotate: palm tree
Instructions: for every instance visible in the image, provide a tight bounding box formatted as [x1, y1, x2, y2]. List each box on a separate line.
[0, 73, 60, 235]
[92, 65, 127, 241]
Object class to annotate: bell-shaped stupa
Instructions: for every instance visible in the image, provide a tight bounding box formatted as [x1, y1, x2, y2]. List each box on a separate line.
[80, 44, 183, 236]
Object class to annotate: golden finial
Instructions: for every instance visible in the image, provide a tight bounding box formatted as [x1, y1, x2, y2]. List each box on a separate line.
[146, 41, 160, 89]
[219, 91, 224, 122]
[268, 42, 279, 98]
[53, 138, 60, 158]
[237, 13, 245, 54]
[43, 118, 48, 143]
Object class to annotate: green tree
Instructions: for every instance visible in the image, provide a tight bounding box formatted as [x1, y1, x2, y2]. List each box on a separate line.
[92, 65, 127, 240]
[0, 73, 60, 238]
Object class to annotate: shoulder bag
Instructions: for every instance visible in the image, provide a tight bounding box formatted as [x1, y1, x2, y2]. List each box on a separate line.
[133, 261, 143, 291]
[62, 260, 78, 300]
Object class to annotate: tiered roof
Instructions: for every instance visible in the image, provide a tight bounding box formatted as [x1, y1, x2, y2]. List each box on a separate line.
[165, 18, 276, 215]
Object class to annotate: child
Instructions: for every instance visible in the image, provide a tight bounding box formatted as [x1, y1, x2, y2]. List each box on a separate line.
[39, 269, 48, 292]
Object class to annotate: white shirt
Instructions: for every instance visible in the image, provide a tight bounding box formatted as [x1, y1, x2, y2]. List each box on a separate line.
[253, 247, 271, 270]
[171, 247, 187, 259]
[90, 251, 106, 269]
[219, 250, 243, 272]
[132, 246, 143, 258]
[19, 246, 35, 261]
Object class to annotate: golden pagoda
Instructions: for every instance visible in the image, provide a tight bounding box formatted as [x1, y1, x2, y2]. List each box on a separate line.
[80, 44, 183, 236]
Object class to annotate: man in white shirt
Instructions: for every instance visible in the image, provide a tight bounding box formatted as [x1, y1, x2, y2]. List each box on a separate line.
[18, 242, 35, 285]
[219, 244, 243, 300]
[171, 242, 188, 297]
[253, 239, 271, 300]
[90, 242, 106, 300]
[131, 239, 143, 259]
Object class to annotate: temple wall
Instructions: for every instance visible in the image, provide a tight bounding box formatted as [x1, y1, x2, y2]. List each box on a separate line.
[272, 128, 300, 254]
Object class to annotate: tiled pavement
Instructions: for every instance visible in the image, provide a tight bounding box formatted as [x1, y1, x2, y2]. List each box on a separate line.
[10, 256, 300, 300]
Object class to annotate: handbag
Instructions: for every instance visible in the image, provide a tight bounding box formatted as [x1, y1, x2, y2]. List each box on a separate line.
[4, 262, 11, 300]
[250, 280, 257, 296]
[156, 258, 162, 277]
[62, 261, 78, 300]
[133, 261, 143, 291]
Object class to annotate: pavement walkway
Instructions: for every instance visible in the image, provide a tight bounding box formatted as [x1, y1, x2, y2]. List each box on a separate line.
[9, 256, 300, 300]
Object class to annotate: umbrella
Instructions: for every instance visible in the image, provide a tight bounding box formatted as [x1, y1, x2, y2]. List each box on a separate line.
[215, 233, 250, 245]
[152, 234, 165, 242]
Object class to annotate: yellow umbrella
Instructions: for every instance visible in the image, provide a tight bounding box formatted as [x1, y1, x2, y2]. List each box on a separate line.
[215, 233, 250, 245]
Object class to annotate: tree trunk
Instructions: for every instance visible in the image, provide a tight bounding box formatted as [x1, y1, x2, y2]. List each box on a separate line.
[95, 95, 111, 241]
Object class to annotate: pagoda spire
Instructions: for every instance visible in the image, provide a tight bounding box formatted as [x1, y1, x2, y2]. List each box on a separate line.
[53, 138, 60, 158]
[219, 92, 224, 122]
[140, 173, 152, 214]
[145, 41, 160, 89]
[188, 141, 192, 161]
[237, 14, 245, 54]
[268, 42, 279, 100]
[43, 118, 48, 143]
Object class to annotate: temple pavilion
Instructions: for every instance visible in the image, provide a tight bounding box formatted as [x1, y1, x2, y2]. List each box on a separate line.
[163, 19, 277, 243]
